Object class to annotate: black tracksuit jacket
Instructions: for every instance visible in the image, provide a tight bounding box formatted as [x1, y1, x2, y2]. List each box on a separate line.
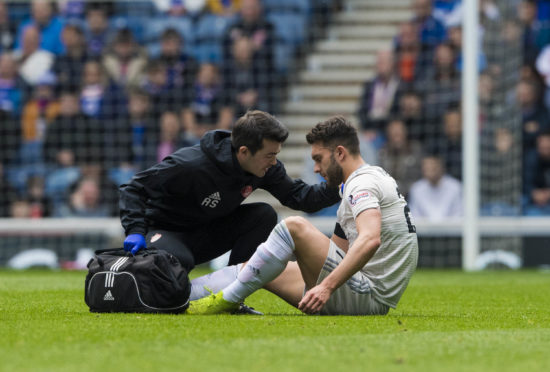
[119, 130, 340, 236]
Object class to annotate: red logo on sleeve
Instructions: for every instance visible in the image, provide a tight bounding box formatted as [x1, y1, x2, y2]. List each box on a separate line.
[241, 185, 253, 198]
[348, 192, 371, 206]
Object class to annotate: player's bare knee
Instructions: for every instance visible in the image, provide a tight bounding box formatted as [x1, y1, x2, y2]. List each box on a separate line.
[284, 216, 312, 240]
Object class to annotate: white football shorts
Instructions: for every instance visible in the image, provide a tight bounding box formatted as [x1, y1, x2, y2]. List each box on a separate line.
[315, 240, 389, 316]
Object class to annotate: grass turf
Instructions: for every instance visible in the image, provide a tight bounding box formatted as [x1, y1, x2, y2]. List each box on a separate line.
[0, 269, 549, 372]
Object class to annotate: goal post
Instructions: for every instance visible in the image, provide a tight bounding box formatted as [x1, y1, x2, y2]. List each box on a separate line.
[462, 0, 480, 271]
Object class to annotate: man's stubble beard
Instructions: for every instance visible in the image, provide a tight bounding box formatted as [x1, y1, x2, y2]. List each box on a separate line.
[326, 154, 344, 188]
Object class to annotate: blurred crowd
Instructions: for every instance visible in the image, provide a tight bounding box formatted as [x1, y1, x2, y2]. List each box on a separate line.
[1, 0, 549, 220]
[0, 0, 331, 218]
[351, 0, 550, 219]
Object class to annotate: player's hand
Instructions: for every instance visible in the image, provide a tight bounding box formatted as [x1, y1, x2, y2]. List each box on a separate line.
[298, 284, 332, 314]
[123, 234, 146, 255]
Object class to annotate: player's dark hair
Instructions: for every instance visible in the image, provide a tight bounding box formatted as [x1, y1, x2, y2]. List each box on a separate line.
[231, 110, 289, 154]
[306, 116, 360, 155]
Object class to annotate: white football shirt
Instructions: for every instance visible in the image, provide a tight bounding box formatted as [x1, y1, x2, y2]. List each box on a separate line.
[336, 164, 418, 308]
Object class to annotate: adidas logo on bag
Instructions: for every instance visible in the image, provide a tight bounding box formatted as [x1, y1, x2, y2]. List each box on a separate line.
[201, 191, 221, 208]
[103, 290, 115, 301]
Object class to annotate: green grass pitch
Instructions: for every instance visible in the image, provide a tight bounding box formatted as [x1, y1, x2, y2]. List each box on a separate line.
[1, 269, 549, 372]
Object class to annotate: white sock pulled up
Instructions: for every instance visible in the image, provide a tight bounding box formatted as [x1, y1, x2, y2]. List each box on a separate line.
[223, 221, 295, 303]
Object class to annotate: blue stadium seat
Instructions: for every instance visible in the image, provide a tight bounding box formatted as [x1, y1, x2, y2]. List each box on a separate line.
[144, 16, 194, 46]
[7, 2, 31, 23]
[272, 42, 294, 74]
[192, 15, 232, 64]
[267, 13, 307, 47]
[108, 167, 136, 187]
[195, 14, 232, 42]
[45, 167, 81, 203]
[262, 0, 311, 16]
[480, 202, 521, 217]
[146, 42, 162, 58]
[113, 0, 157, 17]
[193, 43, 223, 64]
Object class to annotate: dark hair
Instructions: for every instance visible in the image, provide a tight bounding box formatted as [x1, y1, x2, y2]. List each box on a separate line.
[146, 59, 166, 73]
[127, 87, 149, 100]
[519, 78, 542, 98]
[59, 88, 79, 97]
[85, 2, 112, 16]
[306, 116, 360, 155]
[231, 110, 289, 154]
[114, 28, 134, 44]
[84, 57, 103, 68]
[63, 23, 84, 36]
[422, 154, 444, 168]
[161, 28, 182, 41]
[387, 115, 405, 125]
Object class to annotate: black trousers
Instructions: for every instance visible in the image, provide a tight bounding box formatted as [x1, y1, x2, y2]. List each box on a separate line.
[145, 203, 278, 272]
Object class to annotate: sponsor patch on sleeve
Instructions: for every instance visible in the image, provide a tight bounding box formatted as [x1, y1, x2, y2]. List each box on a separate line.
[348, 191, 372, 206]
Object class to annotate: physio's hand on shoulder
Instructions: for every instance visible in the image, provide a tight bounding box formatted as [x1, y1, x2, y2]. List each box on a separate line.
[124, 234, 146, 255]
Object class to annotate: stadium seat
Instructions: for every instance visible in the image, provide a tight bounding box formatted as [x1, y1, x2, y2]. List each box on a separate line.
[194, 14, 232, 42]
[108, 167, 136, 187]
[480, 202, 521, 217]
[193, 15, 232, 64]
[262, 0, 311, 16]
[146, 42, 162, 58]
[5, 164, 45, 195]
[272, 42, 295, 74]
[44, 167, 81, 202]
[113, 0, 157, 17]
[144, 16, 194, 46]
[193, 42, 223, 64]
[7, 2, 30, 24]
[267, 13, 307, 47]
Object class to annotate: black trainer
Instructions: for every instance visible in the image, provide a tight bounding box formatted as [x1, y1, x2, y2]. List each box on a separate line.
[233, 303, 264, 315]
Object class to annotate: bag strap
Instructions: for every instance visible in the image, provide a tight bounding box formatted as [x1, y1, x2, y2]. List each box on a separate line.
[94, 248, 158, 256]
[92, 247, 162, 266]
[94, 248, 127, 255]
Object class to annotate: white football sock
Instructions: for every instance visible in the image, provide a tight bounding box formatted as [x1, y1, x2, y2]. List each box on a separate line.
[223, 221, 295, 303]
[189, 263, 241, 301]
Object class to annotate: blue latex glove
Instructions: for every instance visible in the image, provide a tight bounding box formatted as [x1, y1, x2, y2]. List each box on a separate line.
[124, 234, 146, 255]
